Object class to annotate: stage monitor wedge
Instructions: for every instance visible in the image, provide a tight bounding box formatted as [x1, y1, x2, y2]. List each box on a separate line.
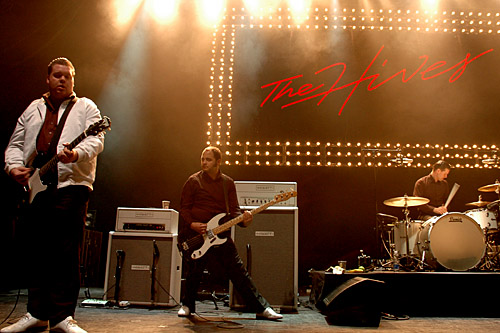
[318, 277, 385, 327]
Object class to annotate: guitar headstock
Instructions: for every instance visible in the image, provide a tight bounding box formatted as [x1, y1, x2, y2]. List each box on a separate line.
[273, 188, 297, 203]
[86, 116, 111, 136]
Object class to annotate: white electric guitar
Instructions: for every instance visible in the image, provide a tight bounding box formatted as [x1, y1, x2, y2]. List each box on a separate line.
[178, 189, 297, 260]
[27, 116, 111, 204]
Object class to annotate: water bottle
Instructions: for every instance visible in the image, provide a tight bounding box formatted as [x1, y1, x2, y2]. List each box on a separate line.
[357, 249, 371, 268]
[393, 250, 400, 271]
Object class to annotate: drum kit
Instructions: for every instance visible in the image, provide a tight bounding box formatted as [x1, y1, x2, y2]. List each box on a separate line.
[379, 181, 500, 272]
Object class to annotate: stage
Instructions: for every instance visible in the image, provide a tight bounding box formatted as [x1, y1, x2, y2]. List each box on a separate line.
[1, 285, 500, 332]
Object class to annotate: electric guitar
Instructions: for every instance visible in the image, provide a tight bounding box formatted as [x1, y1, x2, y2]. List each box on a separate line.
[178, 189, 297, 260]
[27, 116, 111, 204]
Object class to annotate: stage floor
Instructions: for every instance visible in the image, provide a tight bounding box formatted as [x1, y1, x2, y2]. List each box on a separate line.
[1, 288, 500, 332]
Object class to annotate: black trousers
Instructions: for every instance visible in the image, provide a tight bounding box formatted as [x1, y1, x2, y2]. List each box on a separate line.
[24, 185, 89, 326]
[182, 238, 270, 313]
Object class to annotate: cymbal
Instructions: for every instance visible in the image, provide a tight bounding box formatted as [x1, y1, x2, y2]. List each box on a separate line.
[478, 183, 500, 192]
[383, 196, 430, 207]
[465, 200, 491, 207]
[376, 212, 398, 221]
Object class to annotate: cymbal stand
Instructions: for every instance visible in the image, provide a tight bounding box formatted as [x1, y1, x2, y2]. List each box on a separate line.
[402, 203, 411, 259]
[399, 203, 427, 270]
[381, 205, 411, 271]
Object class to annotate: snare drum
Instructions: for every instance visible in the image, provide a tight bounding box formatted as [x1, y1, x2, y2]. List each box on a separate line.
[416, 213, 486, 271]
[393, 220, 422, 255]
[465, 208, 497, 230]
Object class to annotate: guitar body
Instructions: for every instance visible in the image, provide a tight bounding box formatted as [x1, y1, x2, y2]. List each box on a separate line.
[24, 116, 111, 205]
[28, 169, 47, 204]
[179, 213, 228, 260]
[177, 189, 297, 261]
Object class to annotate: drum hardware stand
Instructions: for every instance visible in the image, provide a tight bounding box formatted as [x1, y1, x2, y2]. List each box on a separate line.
[479, 230, 500, 271]
[397, 202, 427, 271]
[382, 194, 430, 272]
[416, 241, 433, 271]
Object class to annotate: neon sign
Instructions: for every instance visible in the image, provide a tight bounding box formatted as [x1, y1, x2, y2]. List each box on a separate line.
[260, 45, 494, 115]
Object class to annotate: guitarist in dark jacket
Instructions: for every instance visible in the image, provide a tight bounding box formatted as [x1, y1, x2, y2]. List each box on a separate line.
[177, 146, 282, 320]
[2, 58, 104, 333]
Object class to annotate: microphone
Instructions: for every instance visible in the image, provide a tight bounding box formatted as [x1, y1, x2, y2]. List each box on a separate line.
[390, 157, 413, 164]
[153, 240, 159, 258]
[482, 158, 498, 165]
[116, 250, 125, 267]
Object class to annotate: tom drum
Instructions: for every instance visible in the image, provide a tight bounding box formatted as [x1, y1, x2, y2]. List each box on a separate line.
[394, 220, 422, 255]
[416, 213, 486, 271]
[465, 208, 497, 230]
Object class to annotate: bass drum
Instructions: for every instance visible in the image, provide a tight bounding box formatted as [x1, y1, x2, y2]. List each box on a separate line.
[416, 213, 486, 271]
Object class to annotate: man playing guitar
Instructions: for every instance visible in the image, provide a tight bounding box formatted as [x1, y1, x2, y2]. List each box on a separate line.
[177, 146, 282, 320]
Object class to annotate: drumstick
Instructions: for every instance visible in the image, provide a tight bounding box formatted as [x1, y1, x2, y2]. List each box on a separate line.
[444, 183, 460, 208]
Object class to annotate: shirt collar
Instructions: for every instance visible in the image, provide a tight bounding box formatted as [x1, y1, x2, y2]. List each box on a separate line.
[42, 92, 76, 112]
[201, 170, 222, 182]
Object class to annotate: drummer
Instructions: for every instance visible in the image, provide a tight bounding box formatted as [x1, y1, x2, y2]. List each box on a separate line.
[413, 160, 451, 221]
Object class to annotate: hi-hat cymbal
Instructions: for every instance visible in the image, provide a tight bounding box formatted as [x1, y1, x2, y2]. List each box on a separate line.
[478, 183, 500, 192]
[383, 196, 430, 207]
[465, 200, 491, 207]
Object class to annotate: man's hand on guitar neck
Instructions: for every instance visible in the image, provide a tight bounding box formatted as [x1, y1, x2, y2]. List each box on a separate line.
[190, 211, 253, 235]
[240, 211, 253, 227]
[190, 222, 207, 234]
[10, 166, 32, 186]
[58, 143, 78, 164]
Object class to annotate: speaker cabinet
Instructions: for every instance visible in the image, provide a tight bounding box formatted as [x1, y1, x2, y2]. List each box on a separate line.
[318, 277, 385, 327]
[229, 207, 298, 311]
[103, 231, 181, 306]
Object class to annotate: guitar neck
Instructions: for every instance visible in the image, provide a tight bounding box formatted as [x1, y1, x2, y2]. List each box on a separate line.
[39, 131, 88, 177]
[212, 200, 276, 235]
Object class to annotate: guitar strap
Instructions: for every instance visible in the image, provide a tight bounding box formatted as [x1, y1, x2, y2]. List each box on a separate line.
[47, 97, 78, 158]
[222, 175, 230, 215]
[33, 97, 77, 184]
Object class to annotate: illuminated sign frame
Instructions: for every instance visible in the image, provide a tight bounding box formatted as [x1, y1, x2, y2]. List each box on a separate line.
[206, 6, 499, 168]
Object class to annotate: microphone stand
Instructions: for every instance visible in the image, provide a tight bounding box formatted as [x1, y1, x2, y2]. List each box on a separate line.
[114, 250, 125, 305]
[150, 240, 160, 307]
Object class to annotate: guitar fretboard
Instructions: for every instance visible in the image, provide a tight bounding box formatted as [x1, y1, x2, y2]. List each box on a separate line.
[212, 199, 277, 235]
[39, 131, 88, 176]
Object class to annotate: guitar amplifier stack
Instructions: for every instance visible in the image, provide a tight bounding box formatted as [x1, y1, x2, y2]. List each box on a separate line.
[103, 207, 182, 306]
[231, 181, 298, 311]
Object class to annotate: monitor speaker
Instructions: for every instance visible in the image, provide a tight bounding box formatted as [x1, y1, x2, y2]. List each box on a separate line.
[318, 277, 385, 327]
[229, 207, 298, 311]
[103, 231, 182, 306]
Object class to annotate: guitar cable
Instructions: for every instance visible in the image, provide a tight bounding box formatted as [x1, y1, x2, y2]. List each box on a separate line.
[0, 288, 22, 326]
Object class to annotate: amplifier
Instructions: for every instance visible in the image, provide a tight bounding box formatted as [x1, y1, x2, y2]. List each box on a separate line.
[115, 207, 178, 234]
[103, 231, 181, 306]
[230, 207, 298, 311]
[235, 181, 297, 207]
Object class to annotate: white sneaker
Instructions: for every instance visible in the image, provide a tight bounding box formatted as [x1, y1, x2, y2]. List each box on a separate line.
[50, 316, 87, 333]
[0, 313, 48, 332]
[256, 307, 283, 320]
[177, 305, 191, 317]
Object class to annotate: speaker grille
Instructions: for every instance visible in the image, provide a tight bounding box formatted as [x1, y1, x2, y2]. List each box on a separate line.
[103, 232, 182, 306]
[230, 207, 298, 311]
